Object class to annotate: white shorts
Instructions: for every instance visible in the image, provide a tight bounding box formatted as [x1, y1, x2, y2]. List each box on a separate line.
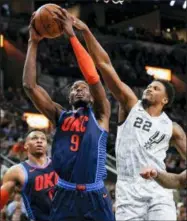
[115, 178, 176, 221]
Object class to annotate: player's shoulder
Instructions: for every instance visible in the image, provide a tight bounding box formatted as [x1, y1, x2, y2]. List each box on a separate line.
[130, 100, 147, 115]
[163, 111, 171, 119]
[172, 121, 179, 127]
[129, 100, 141, 111]
[7, 164, 24, 174]
[3, 164, 24, 181]
[172, 122, 185, 135]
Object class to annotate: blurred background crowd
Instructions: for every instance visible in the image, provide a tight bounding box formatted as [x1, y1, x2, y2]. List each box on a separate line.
[0, 0, 186, 220]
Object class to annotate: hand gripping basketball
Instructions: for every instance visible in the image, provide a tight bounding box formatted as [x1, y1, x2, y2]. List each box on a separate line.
[33, 4, 64, 39]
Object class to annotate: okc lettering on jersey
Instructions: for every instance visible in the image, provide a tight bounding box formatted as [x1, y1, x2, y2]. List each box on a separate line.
[35, 171, 58, 191]
[61, 116, 89, 132]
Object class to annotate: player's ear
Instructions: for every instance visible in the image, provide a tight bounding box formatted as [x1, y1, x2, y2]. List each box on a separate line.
[69, 94, 73, 105]
[24, 143, 28, 151]
[163, 97, 168, 105]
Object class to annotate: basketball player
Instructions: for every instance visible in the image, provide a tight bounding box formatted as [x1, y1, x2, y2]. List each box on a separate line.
[72, 16, 187, 220]
[0, 129, 58, 221]
[140, 167, 186, 189]
[22, 11, 114, 221]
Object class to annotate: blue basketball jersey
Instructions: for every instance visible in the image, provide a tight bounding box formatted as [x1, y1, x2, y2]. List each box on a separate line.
[20, 159, 58, 221]
[52, 107, 108, 184]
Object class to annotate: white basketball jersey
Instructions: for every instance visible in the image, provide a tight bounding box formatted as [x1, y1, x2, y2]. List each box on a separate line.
[116, 100, 173, 179]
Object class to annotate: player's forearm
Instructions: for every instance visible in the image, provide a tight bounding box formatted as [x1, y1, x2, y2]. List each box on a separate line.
[155, 171, 181, 189]
[83, 28, 111, 67]
[70, 36, 99, 85]
[82, 29, 124, 97]
[22, 41, 38, 89]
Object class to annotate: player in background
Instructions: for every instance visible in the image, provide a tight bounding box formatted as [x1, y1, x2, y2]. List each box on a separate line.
[71, 16, 187, 220]
[0, 129, 58, 221]
[140, 167, 186, 189]
[23, 9, 114, 221]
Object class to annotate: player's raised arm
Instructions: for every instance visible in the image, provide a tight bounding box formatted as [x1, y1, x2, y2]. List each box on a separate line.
[54, 9, 110, 130]
[0, 166, 23, 210]
[140, 167, 186, 189]
[170, 122, 186, 160]
[23, 15, 63, 125]
[73, 18, 138, 114]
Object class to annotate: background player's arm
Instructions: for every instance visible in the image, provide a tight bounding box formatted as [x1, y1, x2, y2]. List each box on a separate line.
[54, 9, 110, 130]
[171, 122, 186, 160]
[73, 18, 138, 115]
[89, 82, 110, 130]
[0, 166, 23, 209]
[23, 20, 62, 125]
[140, 168, 186, 189]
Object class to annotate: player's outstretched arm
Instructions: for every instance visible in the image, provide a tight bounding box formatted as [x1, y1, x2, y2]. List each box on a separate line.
[171, 122, 186, 160]
[140, 167, 186, 189]
[23, 15, 62, 125]
[73, 18, 138, 114]
[54, 9, 110, 131]
[0, 165, 23, 210]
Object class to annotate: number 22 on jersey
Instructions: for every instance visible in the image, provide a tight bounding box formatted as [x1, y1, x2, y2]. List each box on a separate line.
[133, 117, 152, 132]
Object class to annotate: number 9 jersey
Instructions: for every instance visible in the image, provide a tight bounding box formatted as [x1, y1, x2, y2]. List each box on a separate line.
[51, 107, 108, 184]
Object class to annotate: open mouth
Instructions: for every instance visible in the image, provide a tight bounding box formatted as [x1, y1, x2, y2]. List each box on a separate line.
[76, 95, 84, 98]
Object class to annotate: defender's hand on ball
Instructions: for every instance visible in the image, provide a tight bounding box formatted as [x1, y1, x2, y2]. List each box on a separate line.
[29, 12, 43, 43]
[140, 167, 158, 179]
[73, 18, 88, 32]
[53, 9, 75, 37]
[72, 16, 88, 31]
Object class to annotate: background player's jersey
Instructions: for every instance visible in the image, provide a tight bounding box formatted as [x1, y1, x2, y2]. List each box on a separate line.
[116, 100, 173, 179]
[20, 159, 58, 221]
[52, 107, 108, 184]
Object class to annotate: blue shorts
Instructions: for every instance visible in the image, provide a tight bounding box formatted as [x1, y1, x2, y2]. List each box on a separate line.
[50, 179, 115, 221]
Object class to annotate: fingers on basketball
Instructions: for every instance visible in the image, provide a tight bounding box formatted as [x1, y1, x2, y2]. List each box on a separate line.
[53, 11, 65, 21]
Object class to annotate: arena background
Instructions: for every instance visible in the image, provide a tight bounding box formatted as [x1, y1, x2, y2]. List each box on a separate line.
[0, 0, 186, 220]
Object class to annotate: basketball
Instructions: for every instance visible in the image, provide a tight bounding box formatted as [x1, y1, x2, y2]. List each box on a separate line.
[34, 4, 63, 39]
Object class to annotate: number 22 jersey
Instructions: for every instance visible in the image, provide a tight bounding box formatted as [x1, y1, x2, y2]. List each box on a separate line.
[116, 100, 173, 179]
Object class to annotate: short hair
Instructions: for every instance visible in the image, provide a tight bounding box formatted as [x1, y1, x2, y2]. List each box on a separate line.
[154, 79, 175, 108]
[24, 129, 46, 141]
[69, 80, 88, 92]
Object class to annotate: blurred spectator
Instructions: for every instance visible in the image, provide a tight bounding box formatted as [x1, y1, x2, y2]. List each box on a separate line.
[178, 205, 187, 221]
[6, 193, 27, 220]
[0, 161, 8, 181]
[8, 138, 27, 162]
[4, 87, 14, 101]
[0, 206, 7, 221]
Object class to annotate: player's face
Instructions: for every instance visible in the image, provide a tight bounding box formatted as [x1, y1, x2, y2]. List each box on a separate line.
[25, 131, 47, 157]
[142, 81, 168, 107]
[69, 81, 93, 107]
[14, 193, 22, 201]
